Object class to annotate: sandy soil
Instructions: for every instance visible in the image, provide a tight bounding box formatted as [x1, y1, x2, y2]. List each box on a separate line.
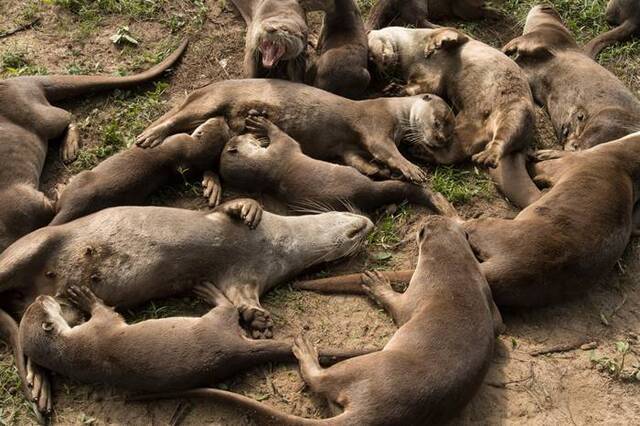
[1, 0, 639, 424]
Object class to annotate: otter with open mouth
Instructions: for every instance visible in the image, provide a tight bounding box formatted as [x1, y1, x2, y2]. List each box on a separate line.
[136, 78, 454, 183]
[231, 0, 327, 81]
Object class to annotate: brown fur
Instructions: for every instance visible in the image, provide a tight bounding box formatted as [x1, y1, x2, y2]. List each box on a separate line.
[219, 116, 458, 216]
[231, 0, 327, 81]
[585, 0, 640, 58]
[309, 0, 370, 99]
[366, 0, 501, 30]
[132, 216, 503, 425]
[51, 118, 231, 226]
[0, 199, 372, 340]
[19, 285, 373, 393]
[502, 5, 640, 207]
[136, 78, 455, 184]
[294, 131, 640, 308]
[0, 39, 187, 416]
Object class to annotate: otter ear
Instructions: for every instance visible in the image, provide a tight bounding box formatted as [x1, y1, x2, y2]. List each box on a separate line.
[424, 29, 469, 58]
[42, 321, 54, 332]
[503, 36, 554, 60]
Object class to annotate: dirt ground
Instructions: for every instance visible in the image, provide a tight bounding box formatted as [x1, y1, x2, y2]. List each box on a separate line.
[1, 0, 640, 424]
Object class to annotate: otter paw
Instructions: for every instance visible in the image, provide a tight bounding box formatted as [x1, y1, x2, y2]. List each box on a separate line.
[398, 163, 428, 184]
[27, 359, 52, 414]
[202, 171, 222, 207]
[66, 286, 99, 313]
[240, 306, 274, 339]
[61, 124, 81, 164]
[361, 270, 393, 304]
[529, 149, 569, 162]
[221, 199, 263, 229]
[292, 334, 319, 362]
[472, 145, 501, 169]
[136, 125, 168, 148]
[245, 115, 273, 136]
[424, 29, 467, 58]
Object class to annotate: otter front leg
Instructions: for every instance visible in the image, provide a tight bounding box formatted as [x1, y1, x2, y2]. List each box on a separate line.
[342, 150, 387, 178]
[66, 286, 123, 324]
[214, 198, 263, 229]
[361, 271, 406, 326]
[26, 359, 51, 415]
[221, 282, 273, 339]
[365, 138, 428, 183]
[60, 123, 81, 164]
[202, 171, 222, 207]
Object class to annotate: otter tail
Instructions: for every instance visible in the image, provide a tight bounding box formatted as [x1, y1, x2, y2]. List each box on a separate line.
[293, 270, 413, 294]
[0, 309, 45, 424]
[131, 388, 347, 425]
[584, 20, 637, 59]
[28, 39, 188, 102]
[490, 152, 541, 209]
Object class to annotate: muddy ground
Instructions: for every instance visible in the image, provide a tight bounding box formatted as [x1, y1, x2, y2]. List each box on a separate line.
[1, 0, 639, 424]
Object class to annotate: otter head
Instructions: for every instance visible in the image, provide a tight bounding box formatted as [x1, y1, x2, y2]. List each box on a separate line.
[417, 215, 471, 260]
[192, 117, 231, 143]
[255, 17, 307, 69]
[523, 5, 564, 34]
[220, 134, 274, 188]
[19, 296, 70, 363]
[565, 109, 635, 151]
[272, 212, 373, 269]
[406, 94, 455, 151]
[367, 29, 399, 73]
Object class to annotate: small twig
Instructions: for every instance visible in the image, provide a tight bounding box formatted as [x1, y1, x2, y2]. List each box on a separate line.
[169, 401, 192, 426]
[0, 18, 40, 39]
[486, 373, 533, 388]
[529, 338, 592, 356]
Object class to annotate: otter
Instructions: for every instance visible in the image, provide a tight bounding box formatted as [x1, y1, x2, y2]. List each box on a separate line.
[220, 116, 458, 216]
[503, 5, 640, 152]
[51, 118, 231, 226]
[0, 199, 372, 340]
[230, 0, 327, 81]
[293, 131, 640, 308]
[135, 78, 455, 183]
[368, 27, 536, 170]
[585, 0, 640, 59]
[19, 284, 374, 394]
[365, 0, 502, 30]
[0, 39, 188, 417]
[309, 0, 370, 99]
[134, 216, 503, 425]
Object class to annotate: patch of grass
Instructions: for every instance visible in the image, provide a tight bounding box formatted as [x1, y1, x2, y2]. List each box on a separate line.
[66, 61, 104, 75]
[590, 340, 640, 381]
[0, 351, 34, 425]
[125, 297, 203, 323]
[430, 165, 492, 205]
[45, 0, 164, 20]
[356, 0, 376, 15]
[19, 0, 42, 23]
[503, 0, 607, 42]
[367, 203, 412, 264]
[599, 40, 640, 63]
[72, 81, 170, 172]
[0, 46, 48, 77]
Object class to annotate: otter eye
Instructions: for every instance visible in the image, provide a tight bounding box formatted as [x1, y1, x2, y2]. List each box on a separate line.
[423, 94, 432, 101]
[42, 321, 54, 332]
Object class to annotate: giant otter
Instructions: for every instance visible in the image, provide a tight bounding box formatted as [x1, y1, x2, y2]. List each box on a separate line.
[133, 216, 503, 425]
[136, 79, 455, 183]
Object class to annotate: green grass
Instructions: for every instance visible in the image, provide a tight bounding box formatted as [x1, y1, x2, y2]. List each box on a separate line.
[367, 203, 412, 264]
[0, 46, 48, 77]
[590, 341, 640, 381]
[0, 353, 34, 425]
[430, 165, 493, 205]
[356, 0, 376, 15]
[45, 0, 163, 20]
[71, 80, 170, 171]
